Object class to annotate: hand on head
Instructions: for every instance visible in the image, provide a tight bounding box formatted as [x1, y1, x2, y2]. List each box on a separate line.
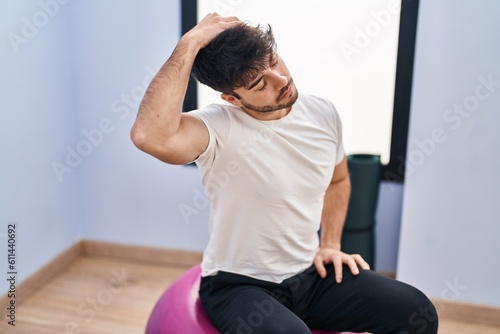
[185, 13, 241, 49]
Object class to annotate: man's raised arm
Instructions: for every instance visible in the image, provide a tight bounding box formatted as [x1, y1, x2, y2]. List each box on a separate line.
[130, 14, 240, 164]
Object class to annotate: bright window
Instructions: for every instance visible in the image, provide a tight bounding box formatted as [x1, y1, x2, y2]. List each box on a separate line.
[197, 0, 402, 164]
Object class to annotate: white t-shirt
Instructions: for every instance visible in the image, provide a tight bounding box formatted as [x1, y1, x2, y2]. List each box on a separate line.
[191, 94, 345, 283]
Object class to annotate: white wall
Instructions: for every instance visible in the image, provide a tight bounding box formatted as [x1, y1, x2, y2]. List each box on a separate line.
[375, 182, 403, 272]
[0, 0, 82, 295]
[198, 0, 401, 164]
[69, 0, 211, 251]
[397, 0, 500, 307]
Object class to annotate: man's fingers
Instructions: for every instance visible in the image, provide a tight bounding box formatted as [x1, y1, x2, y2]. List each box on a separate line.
[352, 254, 371, 270]
[221, 15, 241, 27]
[333, 257, 344, 283]
[314, 250, 371, 283]
[224, 15, 241, 22]
[346, 257, 360, 277]
[313, 256, 327, 279]
[203, 13, 240, 26]
[191, 13, 242, 48]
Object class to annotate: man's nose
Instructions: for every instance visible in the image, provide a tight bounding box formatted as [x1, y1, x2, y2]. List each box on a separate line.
[269, 70, 288, 90]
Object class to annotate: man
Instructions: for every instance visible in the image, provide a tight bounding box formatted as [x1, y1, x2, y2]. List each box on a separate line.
[131, 13, 438, 334]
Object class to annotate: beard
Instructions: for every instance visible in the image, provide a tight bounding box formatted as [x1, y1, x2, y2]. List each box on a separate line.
[240, 85, 299, 113]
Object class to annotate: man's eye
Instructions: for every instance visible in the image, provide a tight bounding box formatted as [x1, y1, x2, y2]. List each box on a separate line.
[271, 60, 279, 67]
[258, 82, 268, 91]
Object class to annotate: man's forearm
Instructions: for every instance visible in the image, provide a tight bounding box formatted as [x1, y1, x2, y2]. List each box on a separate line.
[131, 36, 200, 145]
[129, 14, 240, 163]
[320, 175, 351, 249]
[131, 14, 240, 152]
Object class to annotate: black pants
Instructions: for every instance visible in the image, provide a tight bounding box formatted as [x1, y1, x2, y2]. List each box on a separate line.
[199, 265, 438, 334]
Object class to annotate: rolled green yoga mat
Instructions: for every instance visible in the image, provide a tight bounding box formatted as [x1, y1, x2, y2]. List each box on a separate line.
[342, 230, 375, 268]
[341, 154, 381, 268]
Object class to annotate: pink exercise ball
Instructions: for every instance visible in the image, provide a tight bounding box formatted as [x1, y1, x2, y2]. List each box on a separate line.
[145, 265, 356, 334]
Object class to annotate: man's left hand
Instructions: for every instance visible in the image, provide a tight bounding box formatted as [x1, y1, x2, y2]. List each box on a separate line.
[313, 247, 370, 283]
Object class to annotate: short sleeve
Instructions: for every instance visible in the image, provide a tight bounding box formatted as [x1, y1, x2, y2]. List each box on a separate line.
[321, 98, 345, 165]
[191, 112, 216, 166]
[332, 106, 345, 165]
[188, 104, 230, 168]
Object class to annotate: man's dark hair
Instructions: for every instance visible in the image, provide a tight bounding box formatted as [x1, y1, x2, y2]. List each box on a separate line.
[191, 23, 276, 94]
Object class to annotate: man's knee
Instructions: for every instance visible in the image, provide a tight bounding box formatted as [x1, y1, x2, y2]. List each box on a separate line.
[398, 289, 439, 334]
[364, 277, 439, 334]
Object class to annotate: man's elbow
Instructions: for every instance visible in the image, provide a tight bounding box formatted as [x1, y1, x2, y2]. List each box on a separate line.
[130, 127, 182, 164]
[130, 126, 150, 152]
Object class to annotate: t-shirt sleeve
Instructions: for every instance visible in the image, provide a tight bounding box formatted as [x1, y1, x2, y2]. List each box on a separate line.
[188, 104, 229, 167]
[323, 98, 346, 165]
[333, 106, 345, 165]
[190, 114, 216, 166]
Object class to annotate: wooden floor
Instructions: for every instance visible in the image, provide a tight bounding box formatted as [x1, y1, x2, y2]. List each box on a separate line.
[1, 255, 499, 334]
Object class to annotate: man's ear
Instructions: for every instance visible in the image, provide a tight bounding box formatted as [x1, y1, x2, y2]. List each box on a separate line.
[221, 93, 243, 107]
